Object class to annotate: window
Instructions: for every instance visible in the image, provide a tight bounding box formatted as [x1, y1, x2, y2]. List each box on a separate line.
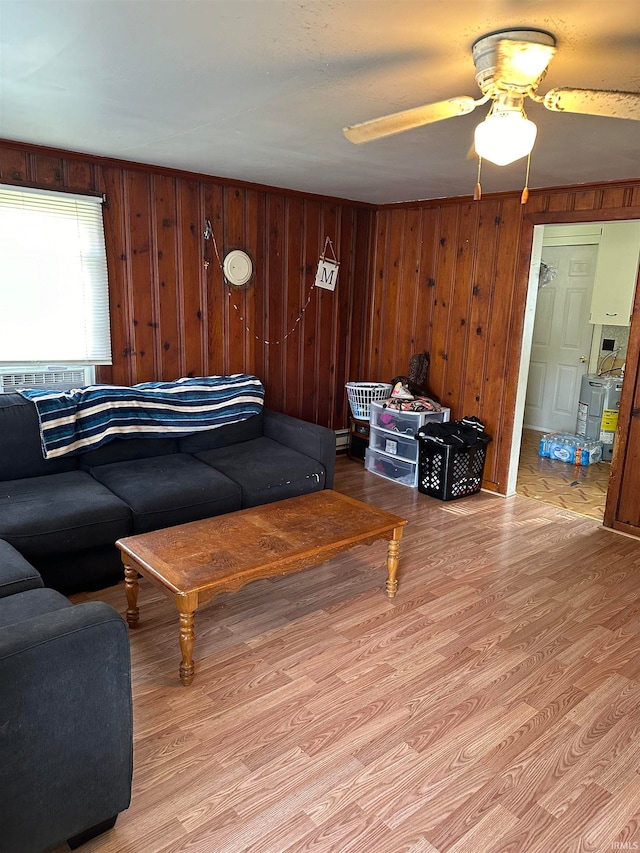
[0, 184, 112, 364]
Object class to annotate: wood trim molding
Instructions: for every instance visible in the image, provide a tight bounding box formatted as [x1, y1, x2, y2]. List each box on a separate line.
[526, 206, 640, 225]
[612, 520, 640, 538]
[0, 137, 376, 209]
[376, 181, 640, 211]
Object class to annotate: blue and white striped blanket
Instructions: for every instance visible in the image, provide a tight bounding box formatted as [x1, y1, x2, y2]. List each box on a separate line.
[20, 374, 265, 459]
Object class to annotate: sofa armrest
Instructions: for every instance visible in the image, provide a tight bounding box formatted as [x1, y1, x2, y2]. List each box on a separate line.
[0, 601, 133, 853]
[263, 409, 336, 489]
[0, 540, 44, 599]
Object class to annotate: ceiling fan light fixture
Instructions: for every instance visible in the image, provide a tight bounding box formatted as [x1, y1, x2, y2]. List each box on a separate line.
[342, 25, 639, 165]
[474, 109, 538, 166]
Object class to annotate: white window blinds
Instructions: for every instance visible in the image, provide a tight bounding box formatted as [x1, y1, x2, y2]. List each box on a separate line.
[0, 184, 112, 364]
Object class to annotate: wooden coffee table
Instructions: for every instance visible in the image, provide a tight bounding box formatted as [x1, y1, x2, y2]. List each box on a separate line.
[116, 489, 406, 686]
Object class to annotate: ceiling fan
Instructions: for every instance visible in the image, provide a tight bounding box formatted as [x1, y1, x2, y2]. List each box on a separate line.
[343, 28, 640, 167]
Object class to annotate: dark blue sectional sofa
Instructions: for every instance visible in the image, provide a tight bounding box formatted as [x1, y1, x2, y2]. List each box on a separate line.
[0, 391, 336, 592]
[0, 539, 133, 852]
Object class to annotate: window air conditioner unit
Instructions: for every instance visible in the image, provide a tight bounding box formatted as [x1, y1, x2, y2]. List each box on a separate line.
[0, 364, 95, 394]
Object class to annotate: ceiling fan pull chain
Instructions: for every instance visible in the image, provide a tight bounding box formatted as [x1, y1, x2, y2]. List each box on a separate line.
[474, 156, 482, 201]
[521, 153, 532, 204]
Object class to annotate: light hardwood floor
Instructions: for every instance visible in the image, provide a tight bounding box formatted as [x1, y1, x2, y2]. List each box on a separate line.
[55, 456, 640, 853]
[517, 428, 611, 522]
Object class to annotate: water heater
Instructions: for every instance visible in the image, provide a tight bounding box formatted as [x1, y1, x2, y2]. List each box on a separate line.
[576, 374, 623, 461]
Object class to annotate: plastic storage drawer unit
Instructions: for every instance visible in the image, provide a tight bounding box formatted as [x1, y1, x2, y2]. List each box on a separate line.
[366, 402, 451, 488]
[369, 429, 420, 462]
[365, 448, 418, 487]
[370, 404, 436, 435]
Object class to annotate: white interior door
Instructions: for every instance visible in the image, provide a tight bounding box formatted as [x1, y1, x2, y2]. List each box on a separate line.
[524, 244, 598, 433]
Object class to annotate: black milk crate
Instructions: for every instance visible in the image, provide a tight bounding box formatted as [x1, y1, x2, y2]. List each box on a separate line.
[417, 435, 491, 501]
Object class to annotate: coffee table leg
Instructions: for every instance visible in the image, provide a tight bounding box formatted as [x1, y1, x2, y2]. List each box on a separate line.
[124, 563, 140, 627]
[385, 527, 403, 598]
[178, 611, 195, 686]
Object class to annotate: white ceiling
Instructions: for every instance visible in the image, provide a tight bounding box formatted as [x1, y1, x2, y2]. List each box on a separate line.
[1, 0, 639, 204]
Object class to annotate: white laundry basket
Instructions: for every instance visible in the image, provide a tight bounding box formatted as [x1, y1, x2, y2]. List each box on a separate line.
[345, 382, 392, 421]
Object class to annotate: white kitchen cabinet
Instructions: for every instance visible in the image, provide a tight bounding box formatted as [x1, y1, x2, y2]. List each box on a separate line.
[589, 221, 640, 326]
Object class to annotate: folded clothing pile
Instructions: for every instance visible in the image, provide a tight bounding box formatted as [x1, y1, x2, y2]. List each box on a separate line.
[416, 416, 489, 446]
[380, 380, 441, 414]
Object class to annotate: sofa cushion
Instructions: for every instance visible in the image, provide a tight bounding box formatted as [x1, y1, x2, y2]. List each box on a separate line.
[177, 411, 263, 453]
[0, 394, 77, 480]
[0, 472, 132, 557]
[79, 436, 179, 469]
[195, 436, 325, 508]
[0, 540, 44, 598]
[0, 587, 71, 629]
[89, 453, 242, 534]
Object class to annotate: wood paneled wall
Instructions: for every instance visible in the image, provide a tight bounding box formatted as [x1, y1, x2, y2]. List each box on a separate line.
[2, 139, 639, 532]
[365, 182, 640, 501]
[0, 140, 374, 430]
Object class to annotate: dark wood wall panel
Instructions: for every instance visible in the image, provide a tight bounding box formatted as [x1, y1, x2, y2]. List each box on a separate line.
[101, 168, 132, 386]
[318, 205, 339, 428]
[300, 201, 321, 423]
[0, 146, 28, 183]
[180, 180, 209, 380]
[204, 182, 224, 375]
[379, 209, 403, 382]
[482, 196, 523, 482]
[0, 140, 373, 431]
[445, 202, 477, 409]
[345, 206, 374, 397]
[461, 198, 499, 474]
[368, 181, 640, 501]
[430, 205, 458, 397]
[222, 186, 243, 375]
[284, 196, 303, 418]
[154, 174, 181, 381]
[402, 208, 425, 361]
[414, 208, 439, 374]
[265, 193, 285, 410]
[32, 153, 64, 187]
[126, 171, 156, 383]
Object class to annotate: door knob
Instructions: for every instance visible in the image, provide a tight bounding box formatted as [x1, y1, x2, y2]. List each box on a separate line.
[579, 355, 587, 363]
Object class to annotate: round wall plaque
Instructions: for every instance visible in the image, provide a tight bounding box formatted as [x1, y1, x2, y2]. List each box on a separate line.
[223, 250, 253, 287]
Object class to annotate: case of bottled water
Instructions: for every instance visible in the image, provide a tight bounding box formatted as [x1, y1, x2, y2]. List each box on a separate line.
[539, 432, 603, 466]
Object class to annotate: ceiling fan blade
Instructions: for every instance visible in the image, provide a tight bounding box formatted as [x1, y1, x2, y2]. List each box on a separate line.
[343, 96, 477, 144]
[543, 88, 640, 120]
[495, 39, 556, 89]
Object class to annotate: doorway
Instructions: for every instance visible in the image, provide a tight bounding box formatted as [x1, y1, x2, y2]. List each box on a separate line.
[511, 221, 637, 522]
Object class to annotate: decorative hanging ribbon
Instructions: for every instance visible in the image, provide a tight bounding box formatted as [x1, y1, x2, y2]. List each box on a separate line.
[203, 218, 223, 273]
[228, 285, 316, 346]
